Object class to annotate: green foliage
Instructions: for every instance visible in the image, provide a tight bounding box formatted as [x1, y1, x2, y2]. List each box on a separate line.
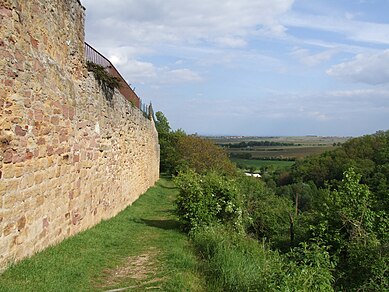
[87, 61, 121, 100]
[155, 111, 236, 175]
[174, 171, 243, 232]
[284, 242, 334, 291]
[238, 176, 293, 247]
[310, 169, 374, 246]
[172, 130, 389, 291]
[176, 135, 237, 175]
[291, 130, 389, 205]
[155, 111, 171, 135]
[191, 225, 334, 291]
[154, 111, 184, 174]
[308, 168, 389, 290]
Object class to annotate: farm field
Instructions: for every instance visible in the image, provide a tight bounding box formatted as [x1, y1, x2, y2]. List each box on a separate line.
[227, 145, 334, 160]
[230, 158, 294, 171]
[206, 135, 351, 170]
[209, 135, 350, 146]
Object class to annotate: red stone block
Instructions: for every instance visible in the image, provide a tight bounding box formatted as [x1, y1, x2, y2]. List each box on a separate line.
[4, 79, 13, 87]
[25, 150, 33, 160]
[62, 105, 69, 118]
[47, 146, 54, 156]
[3, 149, 13, 163]
[55, 147, 65, 155]
[27, 110, 34, 120]
[15, 51, 26, 63]
[42, 217, 49, 229]
[30, 36, 39, 49]
[72, 211, 80, 225]
[51, 116, 59, 125]
[7, 70, 17, 78]
[59, 134, 68, 143]
[12, 153, 24, 163]
[37, 137, 45, 145]
[0, 8, 12, 17]
[68, 107, 75, 120]
[34, 109, 44, 121]
[15, 125, 27, 136]
[73, 154, 80, 163]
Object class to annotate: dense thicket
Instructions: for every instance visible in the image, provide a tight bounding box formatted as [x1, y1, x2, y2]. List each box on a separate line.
[283, 130, 389, 290]
[156, 113, 388, 291]
[291, 130, 389, 210]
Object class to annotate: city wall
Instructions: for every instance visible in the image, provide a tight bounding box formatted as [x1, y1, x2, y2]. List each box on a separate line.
[0, 0, 160, 269]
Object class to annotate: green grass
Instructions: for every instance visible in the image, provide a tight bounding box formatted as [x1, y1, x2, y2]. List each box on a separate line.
[228, 145, 335, 160]
[192, 225, 334, 291]
[0, 178, 204, 292]
[231, 158, 294, 171]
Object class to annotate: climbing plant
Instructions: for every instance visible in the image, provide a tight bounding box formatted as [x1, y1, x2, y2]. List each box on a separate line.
[87, 61, 121, 100]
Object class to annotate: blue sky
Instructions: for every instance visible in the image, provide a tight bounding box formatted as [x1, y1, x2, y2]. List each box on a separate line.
[82, 0, 389, 136]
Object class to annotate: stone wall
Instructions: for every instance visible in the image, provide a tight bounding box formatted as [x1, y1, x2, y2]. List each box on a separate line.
[0, 0, 160, 269]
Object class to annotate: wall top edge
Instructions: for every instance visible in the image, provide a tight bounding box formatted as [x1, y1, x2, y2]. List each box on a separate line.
[77, 0, 86, 10]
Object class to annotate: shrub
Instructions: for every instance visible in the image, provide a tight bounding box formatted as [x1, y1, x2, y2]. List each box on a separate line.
[238, 176, 293, 247]
[174, 171, 243, 232]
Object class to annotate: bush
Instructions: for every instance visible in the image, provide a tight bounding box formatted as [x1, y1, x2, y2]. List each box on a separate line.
[238, 176, 293, 247]
[174, 171, 243, 232]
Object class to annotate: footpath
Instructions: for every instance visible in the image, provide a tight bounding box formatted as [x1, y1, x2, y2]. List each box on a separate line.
[0, 178, 204, 291]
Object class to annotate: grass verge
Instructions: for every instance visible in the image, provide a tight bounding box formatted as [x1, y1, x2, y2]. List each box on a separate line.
[0, 178, 204, 292]
[231, 158, 294, 171]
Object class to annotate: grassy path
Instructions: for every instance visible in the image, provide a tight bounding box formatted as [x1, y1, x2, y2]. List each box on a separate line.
[0, 178, 204, 291]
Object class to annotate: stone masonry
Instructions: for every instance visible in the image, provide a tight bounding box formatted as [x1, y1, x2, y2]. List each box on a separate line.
[0, 0, 160, 269]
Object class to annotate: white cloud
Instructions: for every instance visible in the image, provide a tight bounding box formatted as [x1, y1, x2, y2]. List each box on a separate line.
[326, 50, 389, 85]
[162, 68, 202, 83]
[328, 88, 389, 98]
[83, 0, 294, 47]
[215, 37, 247, 48]
[114, 59, 202, 85]
[291, 48, 337, 66]
[282, 13, 389, 45]
[122, 60, 157, 80]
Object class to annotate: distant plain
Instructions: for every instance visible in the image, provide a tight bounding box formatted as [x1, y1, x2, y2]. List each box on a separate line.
[207, 136, 351, 171]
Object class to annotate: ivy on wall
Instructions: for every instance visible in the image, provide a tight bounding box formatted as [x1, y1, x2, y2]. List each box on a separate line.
[87, 61, 121, 101]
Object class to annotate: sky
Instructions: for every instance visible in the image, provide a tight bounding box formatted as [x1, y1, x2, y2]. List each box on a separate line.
[81, 0, 389, 136]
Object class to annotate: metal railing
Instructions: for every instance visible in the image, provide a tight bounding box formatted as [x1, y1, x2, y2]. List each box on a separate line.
[85, 42, 143, 109]
[140, 101, 155, 121]
[85, 42, 111, 68]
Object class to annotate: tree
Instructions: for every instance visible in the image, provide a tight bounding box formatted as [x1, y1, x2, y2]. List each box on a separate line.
[309, 168, 388, 290]
[175, 135, 236, 175]
[155, 111, 171, 135]
[154, 111, 185, 174]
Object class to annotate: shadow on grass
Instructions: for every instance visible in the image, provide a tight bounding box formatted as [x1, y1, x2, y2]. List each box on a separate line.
[156, 181, 177, 190]
[157, 174, 177, 190]
[140, 218, 181, 231]
[128, 217, 182, 231]
[157, 209, 176, 215]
